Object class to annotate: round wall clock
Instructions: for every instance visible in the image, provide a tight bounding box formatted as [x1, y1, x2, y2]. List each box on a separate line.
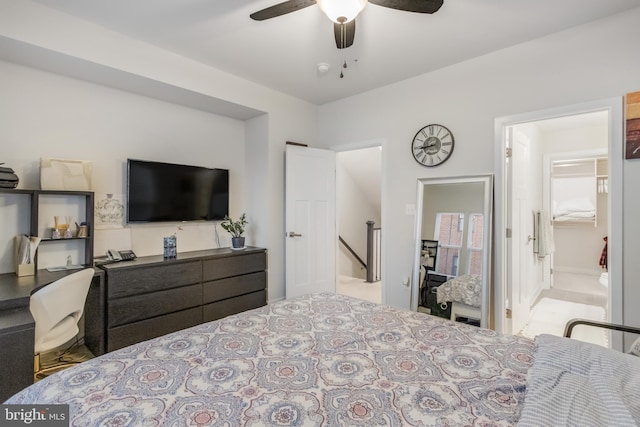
[411, 124, 455, 167]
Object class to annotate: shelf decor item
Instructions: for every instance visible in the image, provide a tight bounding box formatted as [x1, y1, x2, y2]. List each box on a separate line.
[53, 216, 73, 238]
[0, 163, 19, 189]
[40, 158, 92, 190]
[76, 222, 88, 238]
[13, 235, 39, 277]
[220, 213, 248, 249]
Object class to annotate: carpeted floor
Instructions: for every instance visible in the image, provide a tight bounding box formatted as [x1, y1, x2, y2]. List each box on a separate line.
[520, 297, 608, 347]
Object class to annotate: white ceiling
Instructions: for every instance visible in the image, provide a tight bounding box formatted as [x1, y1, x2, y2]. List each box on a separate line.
[31, 0, 640, 105]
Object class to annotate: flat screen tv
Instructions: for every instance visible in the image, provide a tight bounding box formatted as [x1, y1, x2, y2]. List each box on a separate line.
[127, 159, 229, 223]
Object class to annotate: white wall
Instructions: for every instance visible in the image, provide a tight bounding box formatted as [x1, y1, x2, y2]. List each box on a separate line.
[0, 60, 246, 271]
[317, 5, 640, 331]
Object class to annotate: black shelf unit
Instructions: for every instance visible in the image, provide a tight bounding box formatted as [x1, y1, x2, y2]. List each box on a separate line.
[0, 188, 94, 268]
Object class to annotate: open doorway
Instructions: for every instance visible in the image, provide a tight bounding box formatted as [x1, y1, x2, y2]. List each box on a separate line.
[494, 97, 624, 350]
[335, 146, 382, 304]
[510, 112, 610, 347]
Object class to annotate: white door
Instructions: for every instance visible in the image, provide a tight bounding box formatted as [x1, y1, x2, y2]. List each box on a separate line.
[508, 127, 532, 334]
[285, 145, 336, 298]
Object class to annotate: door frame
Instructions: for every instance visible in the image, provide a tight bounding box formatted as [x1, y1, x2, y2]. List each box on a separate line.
[494, 97, 623, 349]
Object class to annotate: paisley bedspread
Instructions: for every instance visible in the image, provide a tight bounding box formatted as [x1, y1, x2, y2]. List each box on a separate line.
[6, 293, 535, 426]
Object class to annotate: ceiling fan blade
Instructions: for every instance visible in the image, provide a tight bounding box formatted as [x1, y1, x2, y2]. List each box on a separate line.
[368, 0, 443, 14]
[334, 20, 356, 49]
[250, 0, 317, 21]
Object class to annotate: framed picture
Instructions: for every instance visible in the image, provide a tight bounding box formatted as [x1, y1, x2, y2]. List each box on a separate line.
[95, 193, 125, 228]
[625, 91, 640, 159]
[421, 239, 438, 270]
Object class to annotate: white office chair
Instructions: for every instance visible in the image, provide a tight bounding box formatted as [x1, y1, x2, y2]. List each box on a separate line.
[29, 268, 94, 378]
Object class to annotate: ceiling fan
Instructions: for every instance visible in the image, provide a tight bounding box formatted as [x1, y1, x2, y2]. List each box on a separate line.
[250, 0, 444, 49]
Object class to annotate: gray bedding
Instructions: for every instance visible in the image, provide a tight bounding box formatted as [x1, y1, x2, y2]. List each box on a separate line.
[518, 334, 640, 427]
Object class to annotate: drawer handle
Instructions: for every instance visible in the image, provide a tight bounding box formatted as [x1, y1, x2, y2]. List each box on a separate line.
[288, 232, 302, 238]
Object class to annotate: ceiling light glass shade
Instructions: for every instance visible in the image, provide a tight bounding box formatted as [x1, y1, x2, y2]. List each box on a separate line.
[316, 0, 368, 23]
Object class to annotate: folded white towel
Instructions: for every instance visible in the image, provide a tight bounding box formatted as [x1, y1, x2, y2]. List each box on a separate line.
[537, 211, 555, 259]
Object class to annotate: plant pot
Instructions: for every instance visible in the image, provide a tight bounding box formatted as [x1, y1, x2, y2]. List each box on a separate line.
[231, 237, 245, 249]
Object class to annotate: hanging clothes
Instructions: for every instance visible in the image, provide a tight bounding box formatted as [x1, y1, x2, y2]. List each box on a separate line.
[599, 236, 608, 270]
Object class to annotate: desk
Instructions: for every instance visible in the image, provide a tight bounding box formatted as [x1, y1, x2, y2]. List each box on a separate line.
[0, 268, 104, 401]
[0, 247, 265, 400]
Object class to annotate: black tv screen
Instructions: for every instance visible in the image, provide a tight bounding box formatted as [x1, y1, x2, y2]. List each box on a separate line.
[127, 159, 229, 223]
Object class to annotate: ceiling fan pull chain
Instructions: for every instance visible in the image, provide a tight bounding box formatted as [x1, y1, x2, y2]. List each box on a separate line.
[340, 25, 346, 78]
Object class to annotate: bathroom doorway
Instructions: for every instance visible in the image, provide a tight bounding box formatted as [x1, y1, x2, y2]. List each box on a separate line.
[515, 113, 610, 347]
[495, 97, 623, 350]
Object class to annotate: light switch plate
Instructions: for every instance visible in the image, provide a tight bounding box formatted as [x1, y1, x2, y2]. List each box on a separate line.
[405, 204, 416, 215]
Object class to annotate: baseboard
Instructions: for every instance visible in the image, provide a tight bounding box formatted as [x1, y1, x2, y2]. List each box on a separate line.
[553, 266, 601, 276]
[268, 296, 285, 304]
[529, 286, 543, 307]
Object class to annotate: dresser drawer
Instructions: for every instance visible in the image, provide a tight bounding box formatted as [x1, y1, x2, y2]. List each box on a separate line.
[203, 290, 266, 322]
[108, 284, 202, 327]
[107, 306, 202, 352]
[203, 271, 266, 304]
[108, 260, 201, 299]
[203, 252, 266, 281]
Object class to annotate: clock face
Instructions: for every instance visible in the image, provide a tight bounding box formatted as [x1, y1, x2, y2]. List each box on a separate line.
[411, 124, 455, 167]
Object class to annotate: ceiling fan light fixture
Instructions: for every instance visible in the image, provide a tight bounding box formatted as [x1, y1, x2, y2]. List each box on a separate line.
[316, 0, 368, 23]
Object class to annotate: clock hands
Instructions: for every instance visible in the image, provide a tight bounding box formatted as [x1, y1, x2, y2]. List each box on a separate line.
[416, 140, 438, 150]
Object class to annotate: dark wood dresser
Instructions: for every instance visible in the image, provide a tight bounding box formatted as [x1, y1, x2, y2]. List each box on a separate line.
[97, 247, 267, 352]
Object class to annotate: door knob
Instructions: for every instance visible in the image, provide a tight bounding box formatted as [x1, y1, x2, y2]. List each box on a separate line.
[288, 232, 302, 238]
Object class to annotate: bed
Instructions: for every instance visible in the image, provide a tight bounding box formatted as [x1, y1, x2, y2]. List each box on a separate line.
[436, 274, 482, 324]
[5, 293, 640, 426]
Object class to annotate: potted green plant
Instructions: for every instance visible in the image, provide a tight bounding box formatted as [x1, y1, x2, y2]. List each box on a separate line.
[220, 213, 248, 249]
